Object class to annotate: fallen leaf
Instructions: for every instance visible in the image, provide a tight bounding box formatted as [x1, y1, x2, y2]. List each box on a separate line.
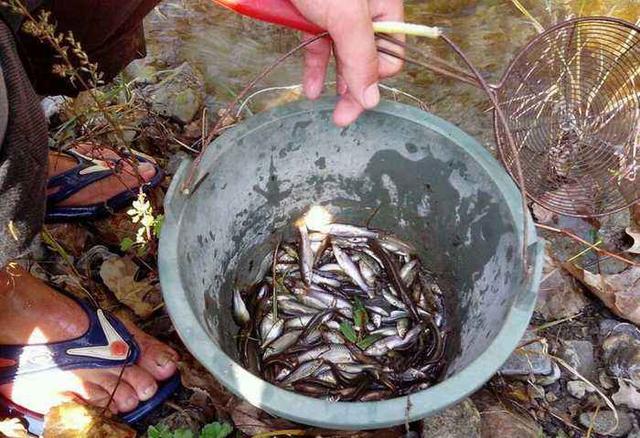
[626, 225, 640, 254]
[565, 264, 640, 324]
[532, 203, 557, 224]
[44, 401, 135, 438]
[612, 379, 640, 410]
[0, 418, 28, 438]
[45, 223, 90, 257]
[100, 256, 162, 318]
[231, 402, 297, 437]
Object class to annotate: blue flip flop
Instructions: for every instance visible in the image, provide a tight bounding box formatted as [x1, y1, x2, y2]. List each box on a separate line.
[46, 148, 165, 223]
[0, 292, 181, 436]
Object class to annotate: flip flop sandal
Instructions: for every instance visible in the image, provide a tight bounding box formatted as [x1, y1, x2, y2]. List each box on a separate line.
[46, 148, 165, 223]
[0, 292, 181, 436]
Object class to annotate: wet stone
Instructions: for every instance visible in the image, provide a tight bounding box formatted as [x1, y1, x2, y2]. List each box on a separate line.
[421, 399, 481, 438]
[499, 330, 553, 377]
[579, 410, 632, 437]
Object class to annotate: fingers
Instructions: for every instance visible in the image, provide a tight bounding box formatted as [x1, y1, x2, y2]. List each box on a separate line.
[369, 0, 405, 78]
[302, 33, 332, 100]
[325, 0, 380, 110]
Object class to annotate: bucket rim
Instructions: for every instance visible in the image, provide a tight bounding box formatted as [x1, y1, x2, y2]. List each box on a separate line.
[159, 97, 543, 429]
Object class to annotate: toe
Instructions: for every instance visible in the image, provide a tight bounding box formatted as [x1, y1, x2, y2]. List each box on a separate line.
[89, 372, 139, 413]
[117, 365, 158, 402]
[137, 342, 178, 381]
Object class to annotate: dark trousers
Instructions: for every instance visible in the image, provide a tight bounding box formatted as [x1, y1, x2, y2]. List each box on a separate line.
[0, 0, 160, 267]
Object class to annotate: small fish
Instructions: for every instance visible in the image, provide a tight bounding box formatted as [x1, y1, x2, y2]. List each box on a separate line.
[332, 243, 370, 293]
[372, 313, 382, 328]
[298, 344, 353, 364]
[303, 328, 322, 344]
[263, 330, 302, 358]
[370, 327, 398, 337]
[400, 259, 419, 285]
[318, 263, 343, 273]
[321, 330, 346, 344]
[232, 289, 250, 325]
[277, 298, 318, 315]
[260, 312, 276, 339]
[314, 370, 338, 386]
[378, 234, 417, 256]
[382, 310, 409, 322]
[396, 318, 409, 338]
[359, 390, 391, 401]
[364, 327, 421, 356]
[358, 259, 377, 287]
[261, 319, 284, 347]
[334, 363, 380, 374]
[365, 305, 390, 317]
[382, 289, 406, 310]
[281, 360, 326, 385]
[297, 223, 314, 285]
[311, 272, 342, 288]
[307, 222, 379, 239]
[256, 283, 270, 301]
[275, 263, 298, 275]
[284, 314, 313, 329]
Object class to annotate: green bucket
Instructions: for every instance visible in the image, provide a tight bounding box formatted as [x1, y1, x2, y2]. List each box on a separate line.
[159, 97, 544, 429]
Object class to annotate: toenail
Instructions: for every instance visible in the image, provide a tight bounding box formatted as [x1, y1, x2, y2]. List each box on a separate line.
[142, 384, 157, 399]
[156, 353, 172, 367]
[126, 396, 138, 408]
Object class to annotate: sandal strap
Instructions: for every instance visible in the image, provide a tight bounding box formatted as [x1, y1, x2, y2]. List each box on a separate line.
[0, 294, 139, 384]
[46, 150, 119, 206]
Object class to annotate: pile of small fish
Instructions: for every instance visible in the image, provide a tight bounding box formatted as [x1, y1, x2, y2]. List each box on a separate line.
[233, 217, 447, 402]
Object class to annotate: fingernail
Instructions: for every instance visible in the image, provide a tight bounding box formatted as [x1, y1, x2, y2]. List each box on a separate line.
[363, 83, 380, 109]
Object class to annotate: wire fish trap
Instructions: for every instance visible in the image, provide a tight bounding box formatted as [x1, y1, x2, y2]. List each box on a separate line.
[495, 17, 640, 217]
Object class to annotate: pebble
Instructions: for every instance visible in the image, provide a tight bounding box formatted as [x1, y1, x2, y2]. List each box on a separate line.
[420, 399, 480, 438]
[143, 62, 205, 124]
[500, 330, 553, 377]
[559, 340, 596, 380]
[473, 391, 542, 438]
[537, 362, 562, 386]
[602, 330, 640, 386]
[545, 392, 558, 403]
[579, 410, 632, 437]
[566, 380, 594, 399]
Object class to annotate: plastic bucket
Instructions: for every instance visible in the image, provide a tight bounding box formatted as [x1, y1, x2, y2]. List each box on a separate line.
[159, 97, 544, 430]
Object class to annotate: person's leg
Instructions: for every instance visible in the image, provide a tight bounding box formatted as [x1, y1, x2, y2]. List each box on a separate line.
[0, 265, 178, 414]
[0, 15, 177, 417]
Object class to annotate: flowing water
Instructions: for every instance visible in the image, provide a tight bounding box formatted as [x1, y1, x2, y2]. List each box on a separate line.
[144, 0, 639, 151]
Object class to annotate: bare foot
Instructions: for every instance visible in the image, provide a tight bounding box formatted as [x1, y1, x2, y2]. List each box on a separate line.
[48, 143, 157, 208]
[0, 265, 178, 415]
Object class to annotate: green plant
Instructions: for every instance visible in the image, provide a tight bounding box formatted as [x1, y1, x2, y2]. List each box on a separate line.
[147, 421, 233, 438]
[121, 191, 164, 255]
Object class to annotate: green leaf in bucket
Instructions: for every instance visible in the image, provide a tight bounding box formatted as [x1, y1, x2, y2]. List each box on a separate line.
[357, 334, 382, 350]
[353, 297, 368, 328]
[340, 321, 358, 343]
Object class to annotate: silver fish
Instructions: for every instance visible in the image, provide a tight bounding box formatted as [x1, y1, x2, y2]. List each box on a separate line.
[370, 327, 398, 336]
[334, 363, 380, 374]
[364, 327, 421, 356]
[297, 223, 314, 285]
[285, 314, 313, 329]
[277, 297, 317, 315]
[378, 234, 417, 256]
[372, 313, 382, 328]
[382, 289, 406, 310]
[318, 263, 343, 273]
[308, 289, 353, 313]
[358, 259, 377, 287]
[298, 344, 353, 364]
[303, 327, 322, 344]
[365, 305, 390, 317]
[396, 318, 409, 338]
[332, 243, 370, 294]
[314, 370, 338, 385]
[260, 312, 276, 339]
[275, 367, 291, 381]
[308, 222, 378, 239]
[311, 272, 342, 288]
[321, 330, 346, 344]
[281, 360, 325, 385]
[257, 283, 270, 301]
[263, 330, 302, 358]
[400, 259, 419, 285]
[261, 318, 284, 347]
[232, 289, 250, 325]
[382, 310, 409, 322]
